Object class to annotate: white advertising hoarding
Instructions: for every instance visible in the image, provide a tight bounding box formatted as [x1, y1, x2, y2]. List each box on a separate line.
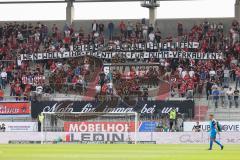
[0, 132, 240, 144]
[184, 121, 240, 132]
[0, 122, 38, 132]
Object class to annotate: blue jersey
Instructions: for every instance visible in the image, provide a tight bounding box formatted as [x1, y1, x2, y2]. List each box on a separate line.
[210, 119, 217, 136]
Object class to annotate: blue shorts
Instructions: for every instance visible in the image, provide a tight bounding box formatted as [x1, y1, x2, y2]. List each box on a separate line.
[210, 133, 216, 139]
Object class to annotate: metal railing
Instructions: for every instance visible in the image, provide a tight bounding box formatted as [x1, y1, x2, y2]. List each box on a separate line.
[208, 95, 240, 109]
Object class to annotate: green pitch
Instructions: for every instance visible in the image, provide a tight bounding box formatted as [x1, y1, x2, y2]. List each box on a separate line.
[0, 144, 239, 160]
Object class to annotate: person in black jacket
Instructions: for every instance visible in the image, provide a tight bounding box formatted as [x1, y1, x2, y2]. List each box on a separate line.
[206, 80, 213, 100]
[234, 89, 239, 108]
[0, 123, 6, 132]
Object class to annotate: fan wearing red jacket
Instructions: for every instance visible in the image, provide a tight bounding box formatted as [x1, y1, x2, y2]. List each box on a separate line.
[14, 84, 22, 101]
[179, 82, 187, 97]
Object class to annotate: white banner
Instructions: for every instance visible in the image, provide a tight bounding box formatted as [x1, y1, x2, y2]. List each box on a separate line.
[0, 122, 38, 132]
[184, 121, 240, 132]
[1, 132, 240, 144]
[19, 51, 222, 61]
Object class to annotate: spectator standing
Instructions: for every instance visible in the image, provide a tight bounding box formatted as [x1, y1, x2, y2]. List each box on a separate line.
[34, 31, 40, 43]
[235, 67, 240, 89]
[37, 113, 44, 132]
[217, 23, 224, 33]
[189, 68, 195, 78]
[226, 87, 234, 108]
[203, 19, 209, 35]
[119, 21, 126, 38]
[0, 87, 4, 101]
[206, 80, 213, 100]
[99, 72, 106, 94]
[219, 87, 226, 107]
[169, 109, 177, 131]
[0, 123, 5, 132]
[141, 18, 146, 25]
[177, 23, 183, 36]
[42, 25, 48, 41]
[52, 24, 58, 37]
[0, 69, 7, 89]
[14, 84, 22, 101]
[155, 28, 161, 43]
[142, 24, 148, 41]
[223, 67, 230, 88]
[17, 32, 24, 43]
[234, 89, 239, 108]
[148, 24, 154, 34]
[148, 31, 155, 42]
[9, 82, 15, 96]
[108, 21, 114, 40]
[92, 20, 98, 33]
[212, 86, 219, 108]
[99, 23, 104, 34]
[192, 122, 201, 132]
[199, 69, 207, 81]
[209, 68, 216, 80]
[127, 22, 133, 38]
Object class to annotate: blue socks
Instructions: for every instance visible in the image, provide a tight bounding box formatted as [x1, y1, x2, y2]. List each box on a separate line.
[215, 140, 223, 147]
[210, 140, 213, 149]
[210, 139, 223, 149]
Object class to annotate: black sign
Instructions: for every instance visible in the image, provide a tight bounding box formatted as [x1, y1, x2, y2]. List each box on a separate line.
[31, 100, 194, 119]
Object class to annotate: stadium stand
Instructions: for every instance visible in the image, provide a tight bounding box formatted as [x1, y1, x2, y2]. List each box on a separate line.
[0, 17, 240, 123]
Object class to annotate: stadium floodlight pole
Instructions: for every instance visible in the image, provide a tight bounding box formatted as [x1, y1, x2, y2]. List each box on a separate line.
[141, 0, 160, 27]
[235, 0, 240, 20]
[66, 0, 75, 25]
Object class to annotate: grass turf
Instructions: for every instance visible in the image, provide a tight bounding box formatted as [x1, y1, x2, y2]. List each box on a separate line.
[0, 144, 239, 160]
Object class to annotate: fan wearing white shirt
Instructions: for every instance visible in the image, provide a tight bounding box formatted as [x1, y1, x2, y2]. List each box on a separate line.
[209, 69, 216, 80]
[17, 32, 24, 42]
[181, 70, 187, 79]
[36, 85, 43, 94]
[148, 32, 155, 42]
[0, 70, 7, 89]
[177, 66, 183, 76]
[142, 24, 148, 40]
[226, 87, 234, 108]
[34, 31, 40, 42]
[64, 29, 70, 37]
[223, 68, 230, 88]
[189, 69, 195, 78]
[107, 81, 113, 95]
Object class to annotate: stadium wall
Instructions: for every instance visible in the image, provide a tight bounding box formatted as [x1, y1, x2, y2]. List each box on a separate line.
[0, 132, 240, 144]
[0, 18, 234, 37]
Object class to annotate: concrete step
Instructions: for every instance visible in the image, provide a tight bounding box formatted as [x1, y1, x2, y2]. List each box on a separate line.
[207, 116, 240, 121]
[194, 106, 209, 121]
[207, 108, 240, 113]
[206, 110, 240, 120]
[195, 111, 208, 114]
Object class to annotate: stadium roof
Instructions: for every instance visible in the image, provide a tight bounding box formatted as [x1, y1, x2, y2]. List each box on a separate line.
[0, 0, 193, 4]
[0, 0, 236, 24]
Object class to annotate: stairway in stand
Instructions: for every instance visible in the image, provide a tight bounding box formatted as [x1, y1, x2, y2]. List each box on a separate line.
[155, 80, 170, 100]
[194, 105, 208, 121]
[83, 67, 101, 100]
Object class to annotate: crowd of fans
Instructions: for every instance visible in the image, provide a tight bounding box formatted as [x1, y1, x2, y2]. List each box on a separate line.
[96, 65, 160, 101]
[0, 19, 239, 102]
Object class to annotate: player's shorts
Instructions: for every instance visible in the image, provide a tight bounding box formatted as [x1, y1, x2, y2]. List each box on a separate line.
[210, 133, 216, 139]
